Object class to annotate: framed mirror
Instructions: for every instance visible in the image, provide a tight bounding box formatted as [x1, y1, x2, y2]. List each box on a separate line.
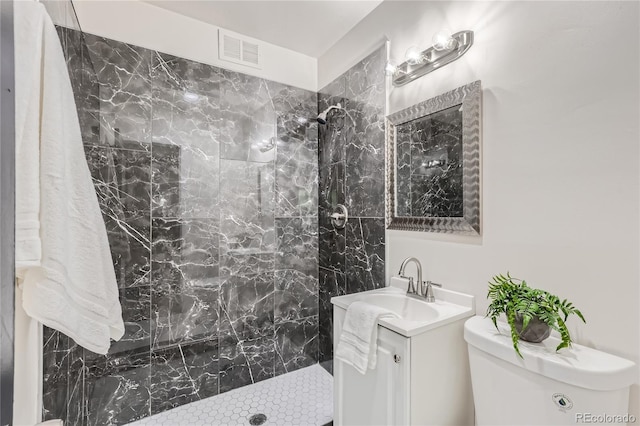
[385, 81, 482, 234]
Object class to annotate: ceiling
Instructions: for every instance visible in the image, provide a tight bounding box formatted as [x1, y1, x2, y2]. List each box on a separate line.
[143, 0, 383, 58]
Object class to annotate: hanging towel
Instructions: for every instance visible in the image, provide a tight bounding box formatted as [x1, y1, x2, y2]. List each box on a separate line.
[14, 1, 124, 355]
[335, 301, 398, 374]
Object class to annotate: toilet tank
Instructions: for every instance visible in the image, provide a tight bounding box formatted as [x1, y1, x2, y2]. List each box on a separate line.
[464, 316, 637, 426]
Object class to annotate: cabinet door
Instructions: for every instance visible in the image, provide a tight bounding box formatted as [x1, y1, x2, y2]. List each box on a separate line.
[334, 307, 411, 426]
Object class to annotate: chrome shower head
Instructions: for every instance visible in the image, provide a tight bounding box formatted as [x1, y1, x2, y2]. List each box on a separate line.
[317, 103, 343, 124]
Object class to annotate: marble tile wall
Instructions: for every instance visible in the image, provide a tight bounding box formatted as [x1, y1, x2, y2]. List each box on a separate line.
[44, 28, 318, 424]
[317, 45, 387, 370]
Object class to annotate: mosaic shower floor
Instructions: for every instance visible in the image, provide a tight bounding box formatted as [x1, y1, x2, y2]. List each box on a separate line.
[128, 364, 333, 426]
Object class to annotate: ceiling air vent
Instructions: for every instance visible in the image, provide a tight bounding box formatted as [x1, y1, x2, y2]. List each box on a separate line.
[218, 29, 262, 69]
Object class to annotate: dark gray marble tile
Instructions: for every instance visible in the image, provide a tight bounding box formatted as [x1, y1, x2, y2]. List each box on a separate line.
[108, 286, 151, 357]
[149, 142, 181, 218]
[275, 126, 318, 217]
[219, 71, 276, 162]
[151, 85, 219, 152]
[150, 346, 197, 415]
[218, 335, 275, 393]
[42, 328, 71, 422]
[84, 34, 153, 150]
[151, 83, 220, 219]
[344, 102, 385, 218]
[149, 340, 218, 415]
[318, 73, 346, 99]
[275, 269, 318, 321]
[219, 273, 274, 340]
[275, 316, 318, 375]
[267, 80, 317, 140]
[275, 217, 318, 275]
[151, 216, 220, 348]
[85, 146, 151, 288]
[85, 351, 151, 425]
[151, 144, 219, 220]
[318, 94, 346, 166]
[345, 218, 386, 294]
[346, 45, 386, 108]
[151, 217, 220, 287]
[151, 52, 223, 95]
[318, 208, 345, 273]
[219, 159, 275, 254]
[151, 280, 220, 350]
[86, 146, 152, 218]
[66, 343, 86, 426]
[318, 268, 346, 364]
[318, 318, 333, 366]
[182, 340, 219, 400]
[319, 161, 344, 211]
[220, 251, 274, 277]
[56, 26, 100, 147]
[320, 360, 333, 375]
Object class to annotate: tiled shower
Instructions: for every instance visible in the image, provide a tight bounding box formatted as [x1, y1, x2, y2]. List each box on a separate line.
[43, 24, 386, 425]
[318, 47, 387, 368]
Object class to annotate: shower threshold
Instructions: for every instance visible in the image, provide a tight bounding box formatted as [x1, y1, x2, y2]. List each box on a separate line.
[128, 364, 333, 426]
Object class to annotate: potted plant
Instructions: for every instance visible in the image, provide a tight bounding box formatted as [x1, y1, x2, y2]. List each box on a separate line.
[486, 272, 586, 358]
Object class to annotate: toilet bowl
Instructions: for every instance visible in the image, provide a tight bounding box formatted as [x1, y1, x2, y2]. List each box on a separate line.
[464, 316, 637, 426]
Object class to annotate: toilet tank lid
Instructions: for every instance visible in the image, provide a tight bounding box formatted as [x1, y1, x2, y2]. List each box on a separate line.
[464, 316, 637, 391]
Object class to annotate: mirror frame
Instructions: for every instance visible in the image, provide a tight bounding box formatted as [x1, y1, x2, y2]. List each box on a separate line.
[385, 80, 482, 234]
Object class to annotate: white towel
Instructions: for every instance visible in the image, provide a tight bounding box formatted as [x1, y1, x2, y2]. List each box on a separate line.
[14, 1, 124, 355]
[335, 301, 398, 374]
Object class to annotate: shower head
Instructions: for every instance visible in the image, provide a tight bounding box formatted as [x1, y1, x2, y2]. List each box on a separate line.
[317, 103, 343, 124]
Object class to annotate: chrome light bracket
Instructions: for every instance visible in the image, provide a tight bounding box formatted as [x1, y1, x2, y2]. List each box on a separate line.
[392, 31, 474, 87]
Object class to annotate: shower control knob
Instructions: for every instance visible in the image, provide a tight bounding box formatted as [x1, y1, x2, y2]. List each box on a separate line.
[329, 204, 348, 229]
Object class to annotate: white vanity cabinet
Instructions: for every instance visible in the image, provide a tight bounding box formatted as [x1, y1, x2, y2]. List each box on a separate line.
[334, 308, 411, 425]
[332, 285, 475, 426]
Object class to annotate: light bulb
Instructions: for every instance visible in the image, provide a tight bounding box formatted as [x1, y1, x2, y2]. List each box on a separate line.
[432, 31, 456, 51]
[404, 46, 423, 65]
[384, 60, 398, 76]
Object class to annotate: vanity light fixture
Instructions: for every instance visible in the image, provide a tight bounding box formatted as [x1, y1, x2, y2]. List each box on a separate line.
[387, 30, 474, 87]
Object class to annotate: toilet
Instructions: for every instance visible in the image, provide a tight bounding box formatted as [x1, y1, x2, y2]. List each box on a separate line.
[464, 316, 637, 425]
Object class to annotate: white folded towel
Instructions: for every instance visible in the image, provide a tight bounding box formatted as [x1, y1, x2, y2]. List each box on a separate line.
[14, 1, 124, 354]
[335, 301, 398, 374]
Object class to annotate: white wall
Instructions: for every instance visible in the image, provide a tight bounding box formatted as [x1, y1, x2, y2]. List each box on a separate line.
[320, 0, 640, 416]
[68, 0, 317, 91]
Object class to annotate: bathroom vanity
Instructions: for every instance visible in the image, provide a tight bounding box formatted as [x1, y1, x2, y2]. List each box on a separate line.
[331, 279, 475, 426]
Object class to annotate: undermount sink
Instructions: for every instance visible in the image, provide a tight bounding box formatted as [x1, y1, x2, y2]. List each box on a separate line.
[331, 277, 475, 337]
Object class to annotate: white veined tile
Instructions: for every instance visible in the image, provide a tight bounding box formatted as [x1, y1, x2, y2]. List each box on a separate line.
[128, 364, 333, 426]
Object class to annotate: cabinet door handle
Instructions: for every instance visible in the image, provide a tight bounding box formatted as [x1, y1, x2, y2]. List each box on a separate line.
[393, 354, 401, 363]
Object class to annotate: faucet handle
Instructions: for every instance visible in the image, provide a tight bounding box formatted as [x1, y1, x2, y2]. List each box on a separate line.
[406, 277, 416, 294]
[399, 274, 417, 294]
[423, 281, 442, 302]
[420, 280, 442, 292]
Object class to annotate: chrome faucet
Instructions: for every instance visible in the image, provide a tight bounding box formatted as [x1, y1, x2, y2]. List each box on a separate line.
[398, 257, 422, 298]
[398, 257, 443, 302]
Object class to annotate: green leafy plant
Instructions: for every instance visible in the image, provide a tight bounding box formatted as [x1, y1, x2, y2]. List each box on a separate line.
[486, 272, 586, 358]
